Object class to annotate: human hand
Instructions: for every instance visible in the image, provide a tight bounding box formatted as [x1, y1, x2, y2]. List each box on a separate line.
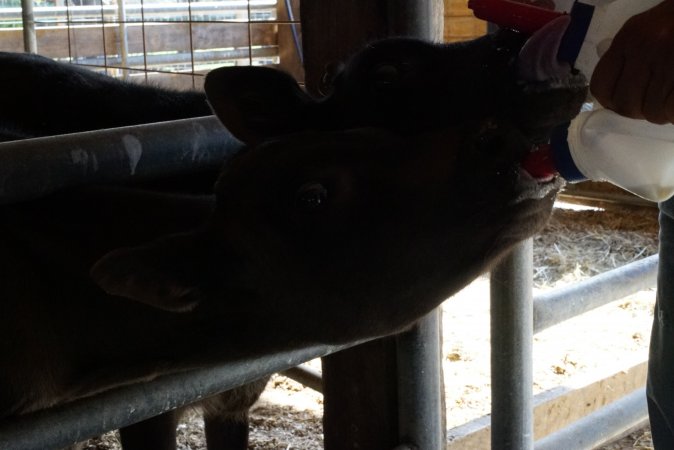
[590, 0, 674, 124]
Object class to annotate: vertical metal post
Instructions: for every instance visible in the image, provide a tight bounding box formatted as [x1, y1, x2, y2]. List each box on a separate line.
[116, 0, 130, 79]
[490, 239, 534, 450]
[396, 309, 445, 450]
[20, 0, 38, 54]
[386, 0, 444, 42]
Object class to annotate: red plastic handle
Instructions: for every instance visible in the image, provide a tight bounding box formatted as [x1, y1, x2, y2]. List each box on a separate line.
[468, 0, 566, 34]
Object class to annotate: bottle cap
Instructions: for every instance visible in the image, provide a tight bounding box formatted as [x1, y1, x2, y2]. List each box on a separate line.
[550, 123, 587, 182]
[467, 0, 566, 35]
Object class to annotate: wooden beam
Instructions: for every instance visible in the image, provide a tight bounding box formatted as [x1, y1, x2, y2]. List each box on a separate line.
[300, 2, 444, 449]
[322, 338, 401, 450]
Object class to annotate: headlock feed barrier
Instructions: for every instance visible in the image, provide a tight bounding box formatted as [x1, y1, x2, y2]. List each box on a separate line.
[0, 118, 657, 450]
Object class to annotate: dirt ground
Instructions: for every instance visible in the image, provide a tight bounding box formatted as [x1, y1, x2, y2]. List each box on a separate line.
[82, 195, 661, 450]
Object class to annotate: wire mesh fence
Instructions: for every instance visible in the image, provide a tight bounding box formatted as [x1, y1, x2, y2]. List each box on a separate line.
[0, 0, 303, 90]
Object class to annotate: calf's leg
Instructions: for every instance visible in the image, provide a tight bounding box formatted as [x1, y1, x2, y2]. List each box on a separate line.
[204, 413, 250, 450]
[119, 410, 178, 450]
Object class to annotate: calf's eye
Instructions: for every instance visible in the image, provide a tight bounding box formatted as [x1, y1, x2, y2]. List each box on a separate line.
[372, 63, 400, 89]
[295, 182, 328, 212]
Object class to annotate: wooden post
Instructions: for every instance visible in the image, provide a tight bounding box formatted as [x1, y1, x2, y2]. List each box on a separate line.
[321, 338, 400, 450]
[300, 2, 444, 449]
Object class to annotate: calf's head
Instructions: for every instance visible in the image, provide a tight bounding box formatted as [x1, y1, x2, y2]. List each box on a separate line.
[91, 24, 587, 345]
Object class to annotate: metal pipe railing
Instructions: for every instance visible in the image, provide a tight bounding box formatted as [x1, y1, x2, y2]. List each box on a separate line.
[19, 0, 37, 53]
[115, 0, 130, 79]
[69, 46, 277, 70]
[0, 342, 356, 450]
[0, 114, 657, 450]
[0, 116, 242, 205]
[396, 309, 445, 450]
[534, 254, 658, 333]
[281, 366, 323, 393]
[1, 1, 277, 23]
[490, 244, 656, 450]
[534, 388, 648, 450]
[491, 239, 535, 450]
[0, 116, 355, 449]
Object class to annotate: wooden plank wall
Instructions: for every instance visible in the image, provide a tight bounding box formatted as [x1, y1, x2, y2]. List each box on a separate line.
[444, 0, 487, 42]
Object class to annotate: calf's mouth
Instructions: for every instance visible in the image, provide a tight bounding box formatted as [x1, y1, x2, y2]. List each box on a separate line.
[511, 15, 588, 200]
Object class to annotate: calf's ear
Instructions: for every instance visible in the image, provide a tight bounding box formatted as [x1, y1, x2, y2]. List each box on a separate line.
[90, 231, 212, 313]
[204, 66, 315, 145]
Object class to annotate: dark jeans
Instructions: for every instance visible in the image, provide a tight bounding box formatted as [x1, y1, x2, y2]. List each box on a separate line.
[648, 197, 674, 448]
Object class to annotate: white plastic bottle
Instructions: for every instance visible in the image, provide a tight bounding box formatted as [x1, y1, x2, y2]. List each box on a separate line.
[551, 108, 674, 202]
[550, 0, 674, 202]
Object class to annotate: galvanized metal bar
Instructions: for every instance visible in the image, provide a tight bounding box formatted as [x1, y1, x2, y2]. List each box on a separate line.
[116, 0, 130, 79]
[20, 0, 37, 54]
[0, 342, 356, 450]
[396, 309, 445, 450]
[534, 388, 648, 450]
[490, 239, 534, 450]
[533, 254, 658, 333]
[386, 0, 445, 40]
[1, 1, 278, 21]
[68, 47, 277, 69]
[281, 365, 323, 393]
[558, 189, 656, 208]
[0, 116, 242, 205]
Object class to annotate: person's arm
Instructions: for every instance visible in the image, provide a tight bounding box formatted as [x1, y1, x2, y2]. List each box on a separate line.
[590, 0, 674, 124]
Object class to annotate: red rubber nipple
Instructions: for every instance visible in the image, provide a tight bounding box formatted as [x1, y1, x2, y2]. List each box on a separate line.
[521, 144, 557, 181]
